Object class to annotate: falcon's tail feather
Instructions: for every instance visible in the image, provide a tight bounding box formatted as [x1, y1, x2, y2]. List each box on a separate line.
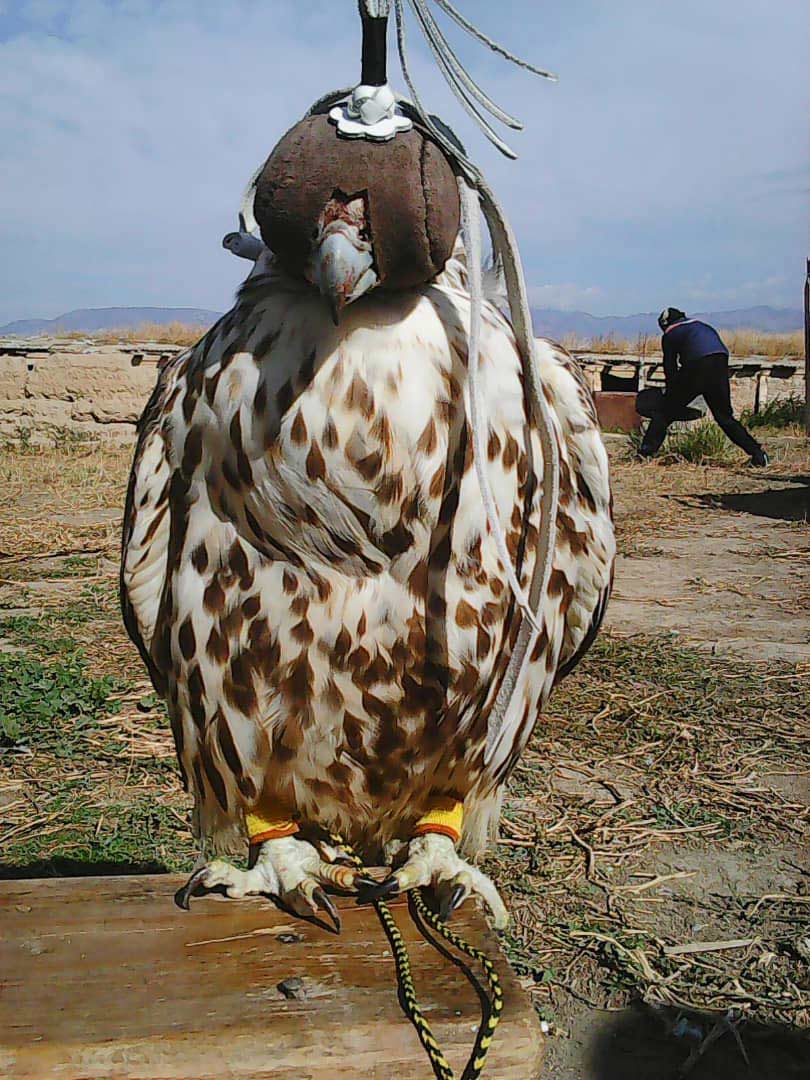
[482, 253, 507, 310]
[460, 786, 503, 858]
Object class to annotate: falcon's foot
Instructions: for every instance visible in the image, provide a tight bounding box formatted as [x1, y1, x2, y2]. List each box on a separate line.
[174, 835, 357, 932]
[359, 833, 509, 930]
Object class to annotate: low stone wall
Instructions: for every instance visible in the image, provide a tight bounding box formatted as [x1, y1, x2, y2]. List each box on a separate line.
[0, 344, 175, 443]
[0, 342, 804, 443]
[572, 351, 805, 415]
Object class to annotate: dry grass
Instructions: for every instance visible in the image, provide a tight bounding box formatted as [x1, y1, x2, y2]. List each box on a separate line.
[721, 329, 804, 358]
[611, 438, 810, 551]
[562, 332, 661, 357]
[563, 329, 803, 359]
[53, 321, 208, 346]
[1, 437, 807, 1046]
[0, 438, 130, 560]
[33, 324, 806, 359]
[492, 632, 809, 1028]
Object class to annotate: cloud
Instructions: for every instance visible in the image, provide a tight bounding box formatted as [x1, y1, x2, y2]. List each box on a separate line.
[0, 0, 808, 323]
[527, 283, 604, 310]
[0, 1, 358, 321]
[677, 275, 792, 308]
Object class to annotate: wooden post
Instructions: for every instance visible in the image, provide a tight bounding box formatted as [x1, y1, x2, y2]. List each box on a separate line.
[754, 367, 772, 415]
[637, 357, 647, 390]
[585, 364, 602, 393]
[804, 257, 810, 434]
[0, 874, 545, 1079]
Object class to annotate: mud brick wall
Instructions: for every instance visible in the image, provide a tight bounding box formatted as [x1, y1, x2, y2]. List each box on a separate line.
[0, 344, 804, 443]
[0, 346, 168, 443]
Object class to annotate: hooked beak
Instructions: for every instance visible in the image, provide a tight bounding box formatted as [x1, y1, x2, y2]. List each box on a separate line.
[309, 227, 378, 324]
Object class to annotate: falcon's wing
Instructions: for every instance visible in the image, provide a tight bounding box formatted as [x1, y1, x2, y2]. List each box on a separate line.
[541, 340, 614, 671]
[480, 337, 615, 786]
[120, 351, 187, 694]
[543, 340, 615, 681]
[554, 560, 613, 684]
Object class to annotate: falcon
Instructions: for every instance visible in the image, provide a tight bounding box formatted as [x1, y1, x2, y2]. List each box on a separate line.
[121, 188, 615, 929]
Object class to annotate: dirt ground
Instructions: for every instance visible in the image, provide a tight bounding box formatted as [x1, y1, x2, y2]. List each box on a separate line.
[533, 437, 809, 1078]
[0, 431, 808, 1079]
[607, 436, 810, 665]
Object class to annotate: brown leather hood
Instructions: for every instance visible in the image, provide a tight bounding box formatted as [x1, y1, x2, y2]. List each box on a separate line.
[252, 114, 461, 291]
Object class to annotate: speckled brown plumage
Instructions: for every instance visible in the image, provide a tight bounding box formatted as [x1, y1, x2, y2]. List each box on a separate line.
[121, 243, 615, 858]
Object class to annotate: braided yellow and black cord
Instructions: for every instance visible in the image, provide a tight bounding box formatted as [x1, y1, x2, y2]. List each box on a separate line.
[410, 887, 503, 1080]
[328, 832, 454, 1079]
[327, 832, 502, 1080]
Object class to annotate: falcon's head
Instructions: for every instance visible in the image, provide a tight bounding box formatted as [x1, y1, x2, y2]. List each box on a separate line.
[253, 115, 460, 317]
[305, 192, 378, 324]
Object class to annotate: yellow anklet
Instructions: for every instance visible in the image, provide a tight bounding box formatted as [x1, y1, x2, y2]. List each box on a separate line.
[245, 796, 298, 844]
[413, 798, 463, 844]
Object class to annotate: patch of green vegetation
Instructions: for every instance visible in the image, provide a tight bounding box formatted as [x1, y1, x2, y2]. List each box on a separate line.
[0, 613, 85, 658]
[12, 424, 33, 452]
[48, 428, 100, 450]
[0, 581, 117, 659]
[742, 392, 803, 430]
[661, 420, 734, 464]
[652, 800, 735, 836]
[3, 789, 193, 876]
[0, 651, 119, 752]
[0, 614, 79, 657]
[625, 418, 758, 464]
[42, 555, 101, 580]
[61, 591, 105, 625]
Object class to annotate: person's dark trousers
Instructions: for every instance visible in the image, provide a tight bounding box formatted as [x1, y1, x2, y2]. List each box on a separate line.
[640, 353, 764, 458]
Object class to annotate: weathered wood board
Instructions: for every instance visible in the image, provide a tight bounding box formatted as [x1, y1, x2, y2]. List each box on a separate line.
[0, 874, 543, 1078]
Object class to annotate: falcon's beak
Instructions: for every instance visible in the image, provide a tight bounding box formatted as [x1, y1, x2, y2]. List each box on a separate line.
[309, 225, 378, 325]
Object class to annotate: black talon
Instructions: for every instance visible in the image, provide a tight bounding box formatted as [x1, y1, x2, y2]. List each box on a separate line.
[174, 867, 209, 911]
[313, 887, 342, 934]
[439, 882, 467, 921]
[174, 887, 191, 911]
[355, 874, 383, 891]
[357, 875, 400, 903]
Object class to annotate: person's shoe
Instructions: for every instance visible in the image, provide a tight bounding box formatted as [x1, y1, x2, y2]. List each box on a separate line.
[749, 450, 769, 468]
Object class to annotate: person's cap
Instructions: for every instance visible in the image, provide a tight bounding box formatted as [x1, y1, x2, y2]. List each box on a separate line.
[658, 307, 687, 330]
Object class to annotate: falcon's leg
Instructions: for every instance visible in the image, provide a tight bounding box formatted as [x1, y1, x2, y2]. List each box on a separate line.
[174, 798, 357, 931]
[361, 801, 509, 930]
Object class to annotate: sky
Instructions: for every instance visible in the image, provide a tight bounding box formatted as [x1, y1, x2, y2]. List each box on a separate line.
[0, 0, 808, 324]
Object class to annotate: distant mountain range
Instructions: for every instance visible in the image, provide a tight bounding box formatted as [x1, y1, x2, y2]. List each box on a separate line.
[0, 307, 221, 337]
[0, 303, 802, 339]
[530, 305, 804, 340]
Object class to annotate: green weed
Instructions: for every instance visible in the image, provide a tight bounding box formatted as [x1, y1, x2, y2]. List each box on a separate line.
[0, 652, 119, 752]
[0, 615, 78, 656]
[742, 392, 804, 430]
[661, 420, 734, 465]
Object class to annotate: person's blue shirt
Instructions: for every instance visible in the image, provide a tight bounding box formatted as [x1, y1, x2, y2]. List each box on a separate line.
[662, 319, 728, 382]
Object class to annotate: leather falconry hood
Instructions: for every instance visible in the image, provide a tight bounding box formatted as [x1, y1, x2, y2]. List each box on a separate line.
[252, 114, 460, 291]
[251, 5, 459, 291]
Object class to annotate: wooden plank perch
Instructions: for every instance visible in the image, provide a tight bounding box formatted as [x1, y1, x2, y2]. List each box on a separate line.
[0, 874, 544, 1078]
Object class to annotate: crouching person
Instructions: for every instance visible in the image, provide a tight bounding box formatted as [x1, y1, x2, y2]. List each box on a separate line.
[640, 307, 769, 466]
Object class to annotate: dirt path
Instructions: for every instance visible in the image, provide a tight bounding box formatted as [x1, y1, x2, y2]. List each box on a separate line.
[606, 442, 809, 664]
[1, 437, 808, 1080]
[538, 440, 810, 1080]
